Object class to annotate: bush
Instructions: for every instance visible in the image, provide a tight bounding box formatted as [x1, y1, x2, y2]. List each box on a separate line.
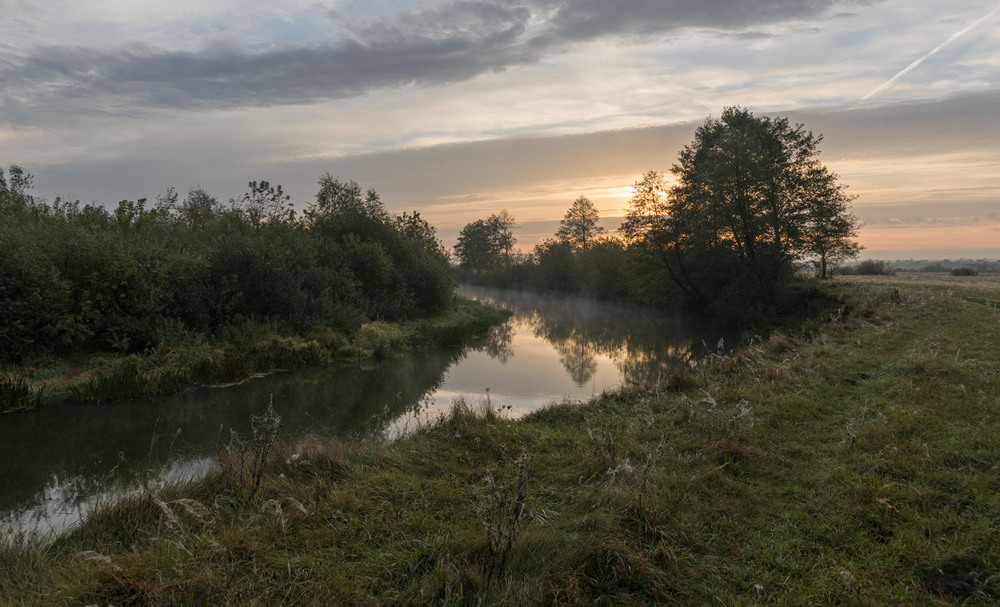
[950, 267, 978, 276]
[0, 167, 455, 362]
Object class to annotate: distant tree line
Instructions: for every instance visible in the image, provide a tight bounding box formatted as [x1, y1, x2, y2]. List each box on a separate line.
[837, 259, 999, 276]
[455, 107, 864, 324]
[0, 167, 452, 363]
[864, 259, 1000, 274]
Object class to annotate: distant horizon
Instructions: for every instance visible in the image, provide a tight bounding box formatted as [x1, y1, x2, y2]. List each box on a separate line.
[846, 250, 1000, 263]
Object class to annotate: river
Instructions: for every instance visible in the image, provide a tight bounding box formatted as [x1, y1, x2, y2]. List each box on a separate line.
[0, 286, 727, 541]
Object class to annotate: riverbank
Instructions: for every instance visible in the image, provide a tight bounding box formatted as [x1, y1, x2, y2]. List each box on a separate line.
[3, 275, 998, 604]
[0, 298, 509, 410]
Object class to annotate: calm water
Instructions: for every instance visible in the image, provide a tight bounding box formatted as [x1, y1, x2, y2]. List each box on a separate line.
[0, 287, 725, 540]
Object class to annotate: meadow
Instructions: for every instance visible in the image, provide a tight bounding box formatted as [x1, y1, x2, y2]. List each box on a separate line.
[1, 274, 997, 605]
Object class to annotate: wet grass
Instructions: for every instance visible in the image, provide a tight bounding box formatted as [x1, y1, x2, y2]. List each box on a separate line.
[2, 275, 998, 604]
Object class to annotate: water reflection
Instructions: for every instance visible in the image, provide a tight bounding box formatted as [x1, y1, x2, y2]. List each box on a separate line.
[1, 288, 726, 541]
[464, 286, 723, 389]
[1, 350, 463, 540]
[482, 322, 514, 363]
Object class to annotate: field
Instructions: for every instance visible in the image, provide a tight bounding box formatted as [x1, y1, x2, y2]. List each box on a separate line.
[2, 274, 998, 605]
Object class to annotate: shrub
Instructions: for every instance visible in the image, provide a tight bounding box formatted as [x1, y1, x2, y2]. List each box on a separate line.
[0, 168, 455, 362]
[950, 267, 978, 276]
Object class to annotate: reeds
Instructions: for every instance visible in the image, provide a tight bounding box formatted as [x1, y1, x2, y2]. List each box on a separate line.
[0, 373, 49, 411]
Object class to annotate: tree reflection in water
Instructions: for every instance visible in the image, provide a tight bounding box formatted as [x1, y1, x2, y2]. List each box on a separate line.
[482, 322, 514, 363]
[463, 286, 728, 389]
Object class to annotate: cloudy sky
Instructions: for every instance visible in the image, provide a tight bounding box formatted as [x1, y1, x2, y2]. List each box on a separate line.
[3, 0, 998, 258]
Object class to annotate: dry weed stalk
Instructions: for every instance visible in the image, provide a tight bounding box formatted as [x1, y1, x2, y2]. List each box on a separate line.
[223, 398, 282, 497]
[477, 446, 532, 582]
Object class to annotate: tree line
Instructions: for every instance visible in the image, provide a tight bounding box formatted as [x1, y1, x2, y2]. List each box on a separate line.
[0, 169, 453, 363]
[454, 107, 862, 323]
[2, 106, 863, 362]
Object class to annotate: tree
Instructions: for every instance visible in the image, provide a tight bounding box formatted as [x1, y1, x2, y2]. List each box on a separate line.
[308, 174, 387, 224]
[555, 196, 605, 252]
[0, 164, 34, 214]
[231, 180, 293, 229]
[393, 211, 445, 256]
[801, 172, 862, 279]
[621, 171, 699, 302]
[180, 188, 224, 231]
[624, 107, 861, 312]
[487, 209, 517, 267]
[454, 210, 517, 274]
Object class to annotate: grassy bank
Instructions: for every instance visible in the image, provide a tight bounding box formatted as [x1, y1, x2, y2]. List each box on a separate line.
[2, 275, 998, 605]
[0, 298, 508, 409]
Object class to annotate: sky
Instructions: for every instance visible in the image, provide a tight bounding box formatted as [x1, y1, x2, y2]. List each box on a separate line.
[2, 0, 999, 259]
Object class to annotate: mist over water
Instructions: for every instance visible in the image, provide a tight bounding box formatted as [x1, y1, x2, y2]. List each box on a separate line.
[1, 287, 726, 540]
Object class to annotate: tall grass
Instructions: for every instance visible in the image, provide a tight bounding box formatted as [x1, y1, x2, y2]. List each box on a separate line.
[0, 374, 50, 412]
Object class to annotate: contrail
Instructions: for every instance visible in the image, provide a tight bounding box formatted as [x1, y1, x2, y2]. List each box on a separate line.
[862, 3, 1000, 100]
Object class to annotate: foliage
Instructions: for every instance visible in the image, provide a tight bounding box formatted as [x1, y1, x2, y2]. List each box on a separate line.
[0, 165, 453, 364]
[230, 180, 293, 229]
[951, 267, 978, 276]
[623, 107, 862, 318]
[555, 196, 606, 252]
[454, 210, 517, 277]
[456, 198, 636, 300]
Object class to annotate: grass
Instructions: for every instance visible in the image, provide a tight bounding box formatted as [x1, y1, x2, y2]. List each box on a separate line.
[0, 373, 50, 412]
[1, 274, 998, 604]
[7, 298, 508, 405]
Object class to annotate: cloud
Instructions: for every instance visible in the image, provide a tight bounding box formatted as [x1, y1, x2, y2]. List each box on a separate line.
[862, 2, 1000, 100]
[533, 0, 862, 45]
[1, 0, 871, 120]
[23, 89, 995, 223]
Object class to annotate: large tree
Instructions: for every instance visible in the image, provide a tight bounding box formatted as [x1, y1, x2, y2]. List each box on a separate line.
[624, 107, 861, 311]
[555, 196, 606, 252]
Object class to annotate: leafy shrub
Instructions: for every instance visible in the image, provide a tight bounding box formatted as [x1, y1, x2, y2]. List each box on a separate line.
[950, 267, 978, 276]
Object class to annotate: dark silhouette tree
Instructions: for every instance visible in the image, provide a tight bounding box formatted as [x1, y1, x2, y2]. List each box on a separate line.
[624, 107, 861, 313]
[555, 196, 605, 252]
